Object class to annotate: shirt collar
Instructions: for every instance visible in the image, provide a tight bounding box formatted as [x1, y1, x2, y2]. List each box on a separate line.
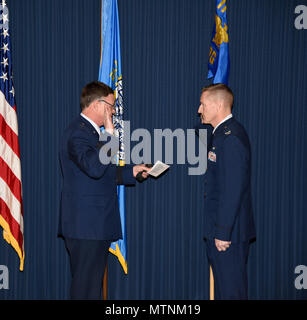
[212, 114, 233, 134]
[80, 113, 101, 136]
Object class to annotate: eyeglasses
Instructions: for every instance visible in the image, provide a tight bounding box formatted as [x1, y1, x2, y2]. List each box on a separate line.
[97, 99, 116, 110]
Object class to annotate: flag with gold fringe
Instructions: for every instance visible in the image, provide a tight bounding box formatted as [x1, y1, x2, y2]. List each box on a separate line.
[208, 0, 230, 84]
[0, 1, 25, 271]
[99, 0, 127, 274]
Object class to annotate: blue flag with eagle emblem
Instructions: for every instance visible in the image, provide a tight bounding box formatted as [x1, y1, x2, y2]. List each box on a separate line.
[99, 0, 127, 274]
[208, 0, 230, 84]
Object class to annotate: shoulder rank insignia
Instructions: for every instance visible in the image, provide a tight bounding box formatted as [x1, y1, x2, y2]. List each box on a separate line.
[224, 125, 231, 135]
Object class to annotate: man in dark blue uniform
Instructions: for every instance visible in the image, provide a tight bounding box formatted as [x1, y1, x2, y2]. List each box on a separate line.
[198, 83, 256, 299]
[59, 81, 149, 299]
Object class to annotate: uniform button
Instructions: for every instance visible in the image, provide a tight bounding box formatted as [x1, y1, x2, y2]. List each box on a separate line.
[204, 180, 207, 185]
[204, 192, 207, 199]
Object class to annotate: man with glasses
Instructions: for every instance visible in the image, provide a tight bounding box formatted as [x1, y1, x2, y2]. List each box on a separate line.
[58, 81, 150, 299]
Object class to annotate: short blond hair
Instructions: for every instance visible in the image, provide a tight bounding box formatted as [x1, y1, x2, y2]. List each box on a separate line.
[201, 83, 234, 108]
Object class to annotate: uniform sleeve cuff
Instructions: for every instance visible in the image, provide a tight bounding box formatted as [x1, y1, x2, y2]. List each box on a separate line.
[121, 165, 136, 185]
[214, 225, 232, 241]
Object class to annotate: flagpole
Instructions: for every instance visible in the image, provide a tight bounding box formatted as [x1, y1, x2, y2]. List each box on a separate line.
[210, 266, 214, 300]
[103, 264, 108, 300]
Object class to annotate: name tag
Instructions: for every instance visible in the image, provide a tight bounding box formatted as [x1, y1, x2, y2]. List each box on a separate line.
[208, 151, 216, 162]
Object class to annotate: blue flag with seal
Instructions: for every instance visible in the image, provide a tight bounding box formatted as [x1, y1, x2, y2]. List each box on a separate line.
[99, 0, 127, 274]
[208, 0, 230, 84]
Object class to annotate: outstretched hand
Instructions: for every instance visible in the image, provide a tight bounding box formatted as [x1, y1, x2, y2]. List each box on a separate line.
[133, 165, 150, 179]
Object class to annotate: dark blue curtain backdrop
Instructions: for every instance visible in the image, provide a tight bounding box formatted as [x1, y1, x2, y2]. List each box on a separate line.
[0, 0, 306, 299]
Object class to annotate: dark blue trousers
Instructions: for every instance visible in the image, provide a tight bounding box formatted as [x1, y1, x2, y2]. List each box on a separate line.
[205, 240, 250, 300]
[64, 238, 111, 300]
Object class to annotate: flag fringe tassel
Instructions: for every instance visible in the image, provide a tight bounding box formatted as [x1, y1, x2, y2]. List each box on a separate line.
[0, 215, 24, 271]
[109, 243, 127, 274]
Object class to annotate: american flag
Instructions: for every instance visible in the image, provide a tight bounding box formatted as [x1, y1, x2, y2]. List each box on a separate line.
[0, 0, 24, 271]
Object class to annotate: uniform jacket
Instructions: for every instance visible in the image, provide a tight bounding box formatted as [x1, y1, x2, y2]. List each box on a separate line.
[58, 115, 135, 241]
[203, 116, 256, 243]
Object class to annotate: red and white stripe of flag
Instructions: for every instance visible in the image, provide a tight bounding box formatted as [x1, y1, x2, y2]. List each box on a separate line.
[0, 90, 24, 271]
